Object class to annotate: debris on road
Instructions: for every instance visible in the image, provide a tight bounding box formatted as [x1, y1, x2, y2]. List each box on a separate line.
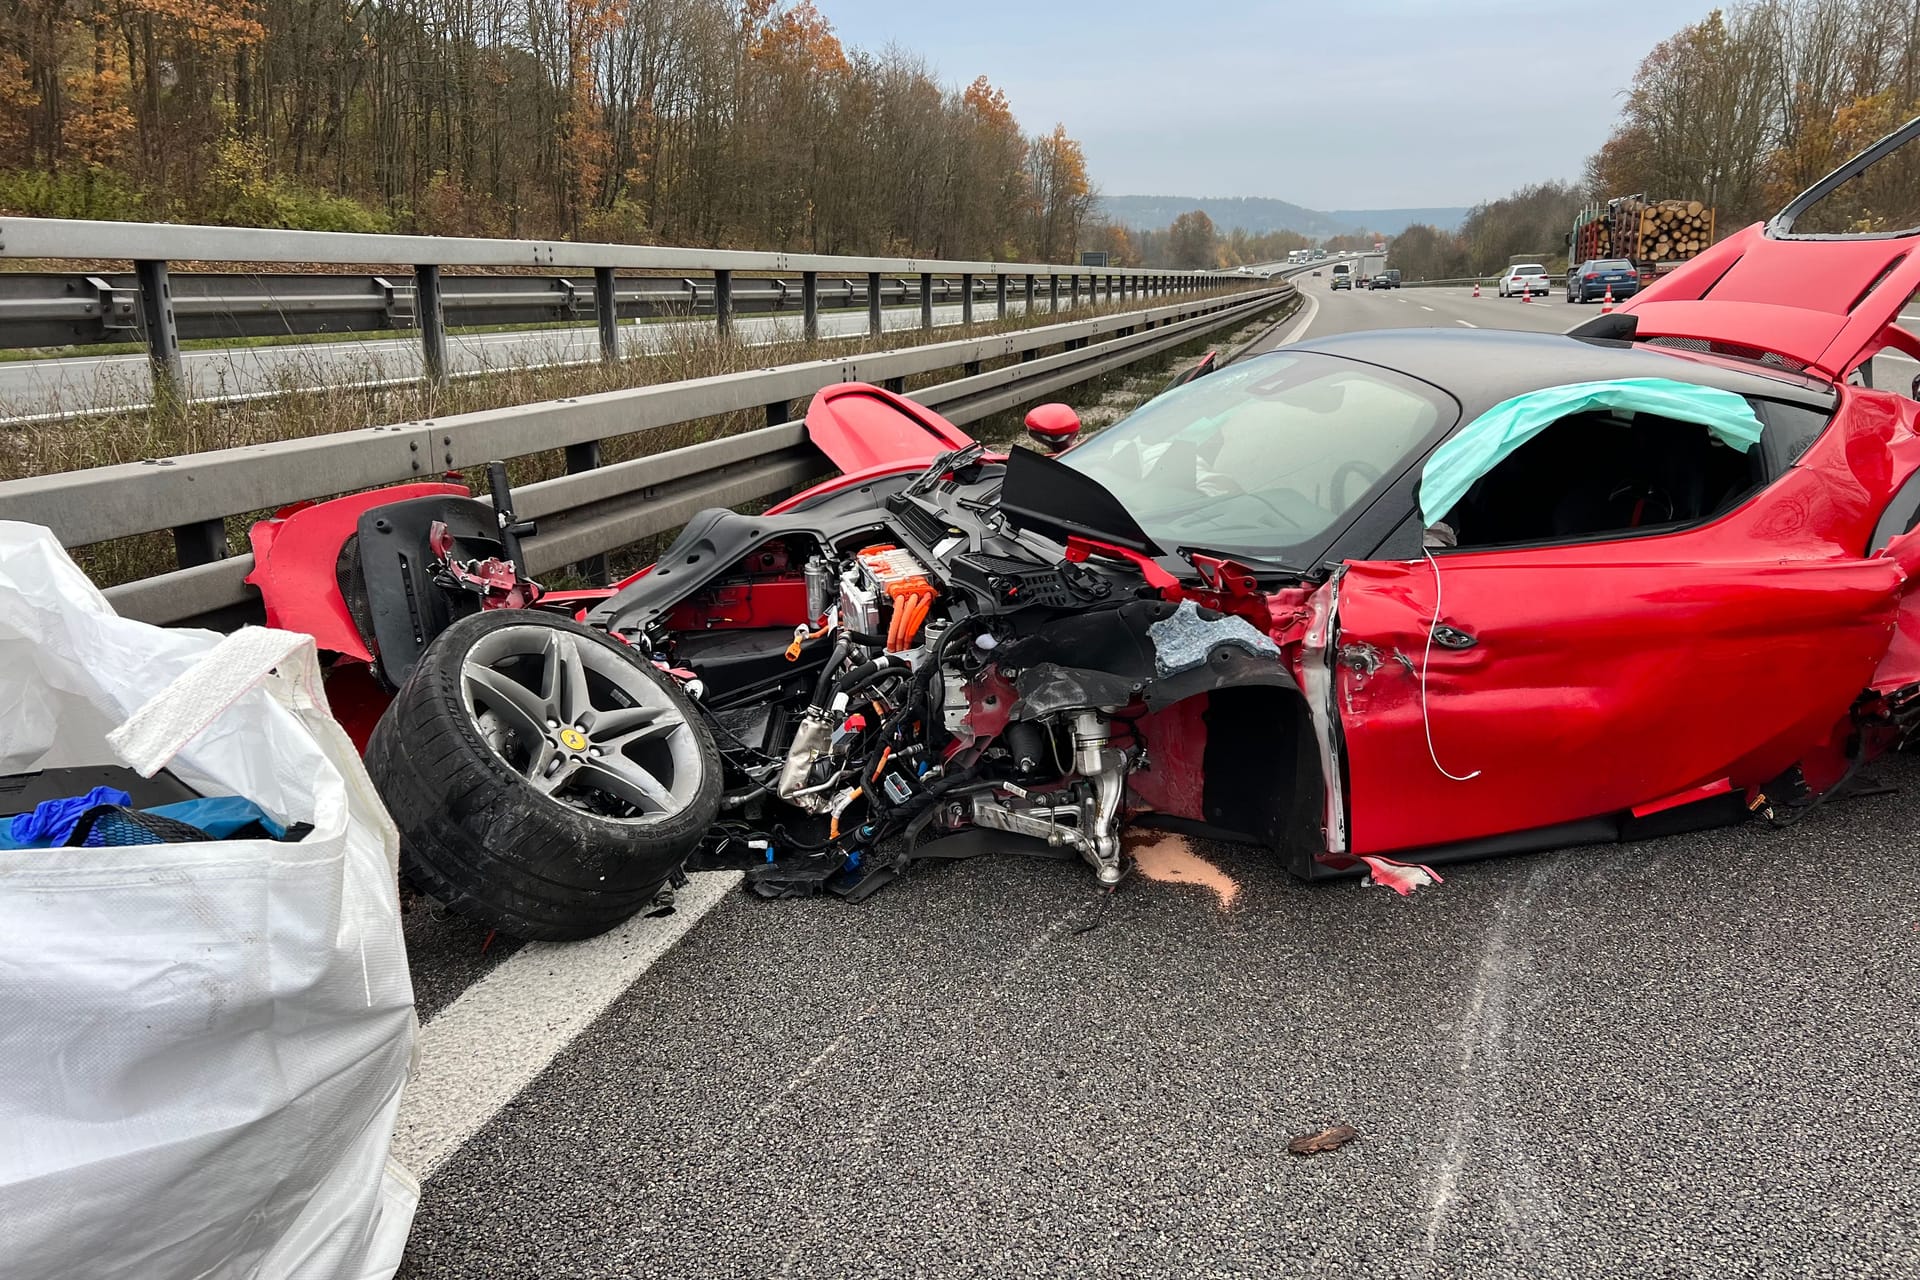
[1287, 1125, 1361, 1156]
[1128, 830, 1241, 907]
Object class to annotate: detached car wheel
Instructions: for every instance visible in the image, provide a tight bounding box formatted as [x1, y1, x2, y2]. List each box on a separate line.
[366, 610, 722, 941]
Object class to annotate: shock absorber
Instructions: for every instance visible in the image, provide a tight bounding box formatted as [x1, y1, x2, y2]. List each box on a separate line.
[1068, 710, 1125, 886]
[1070, 710, 1110, 777]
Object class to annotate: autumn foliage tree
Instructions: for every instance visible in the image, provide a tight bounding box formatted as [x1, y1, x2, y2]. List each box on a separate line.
[1165, 209, 1217, 267]
[1590, 0, 1920, 230]
[0, 0, 1099, 262]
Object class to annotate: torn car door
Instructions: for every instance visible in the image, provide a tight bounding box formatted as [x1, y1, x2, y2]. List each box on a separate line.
[1330, 545, 1903, 857]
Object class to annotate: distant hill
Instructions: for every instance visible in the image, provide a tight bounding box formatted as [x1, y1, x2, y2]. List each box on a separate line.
[1098, 195, 1471, 238]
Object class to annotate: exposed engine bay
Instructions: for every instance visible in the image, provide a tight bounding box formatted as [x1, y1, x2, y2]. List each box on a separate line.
[585, 442, 1306, 899]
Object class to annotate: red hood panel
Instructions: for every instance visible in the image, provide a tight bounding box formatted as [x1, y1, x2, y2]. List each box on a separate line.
[1621, 223, 1920, 379]
[803, 382, 974, 474]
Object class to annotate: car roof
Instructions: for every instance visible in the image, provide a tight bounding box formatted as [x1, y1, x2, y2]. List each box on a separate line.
[1282, 327, 1839, 421]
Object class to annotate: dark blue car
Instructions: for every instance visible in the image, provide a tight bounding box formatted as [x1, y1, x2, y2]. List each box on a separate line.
[1568, 258, 1640, 303]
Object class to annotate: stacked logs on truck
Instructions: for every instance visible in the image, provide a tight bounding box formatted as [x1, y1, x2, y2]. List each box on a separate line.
[1613, 199, 1714, 261]
[1640, 200, 1713, 257]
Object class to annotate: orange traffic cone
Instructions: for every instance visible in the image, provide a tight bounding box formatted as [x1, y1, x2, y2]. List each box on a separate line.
[1521, 287, 1530, 304]
[1601, 284, 1615, 313]
[1472, 281, 1480, 298]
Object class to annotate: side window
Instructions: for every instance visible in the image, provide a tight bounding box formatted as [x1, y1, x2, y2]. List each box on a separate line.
[1752, 398, 1833, 471]
[1432, 410, 1764, 550]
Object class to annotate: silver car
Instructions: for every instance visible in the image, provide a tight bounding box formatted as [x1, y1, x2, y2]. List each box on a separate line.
[1499, 264, 1550, 297]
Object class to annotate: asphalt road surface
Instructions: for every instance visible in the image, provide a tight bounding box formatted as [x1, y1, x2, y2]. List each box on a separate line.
[389, 277, 1920, 1279]
[0, 297, 1046, 419]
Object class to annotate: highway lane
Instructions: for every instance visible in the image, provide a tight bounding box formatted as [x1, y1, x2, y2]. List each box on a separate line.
[398, 773, 1920, 1280]
[1290, 278, 1920, 393]
[1254, 277, 1584, 348]
[0, 297, 1051, 419]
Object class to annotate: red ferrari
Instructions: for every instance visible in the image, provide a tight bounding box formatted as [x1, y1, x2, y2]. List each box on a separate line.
[245, 119, 1920, 938]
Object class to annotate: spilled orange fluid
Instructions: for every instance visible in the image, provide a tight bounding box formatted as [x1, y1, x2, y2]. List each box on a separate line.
[1126, 830, 1240, 908]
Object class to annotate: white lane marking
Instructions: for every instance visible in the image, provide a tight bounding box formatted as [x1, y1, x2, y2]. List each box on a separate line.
[391, 869, 741, 1179]
[1456, 320, 1478, 328]
[1420, 305, 1435, 312]
[1271, 287, 1321, 345]
[1421, 882, 1524, 1270]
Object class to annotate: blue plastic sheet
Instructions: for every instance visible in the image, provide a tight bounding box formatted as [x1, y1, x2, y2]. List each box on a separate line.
[1419, 378, 1767, 529]
[148, 796, 287, 840]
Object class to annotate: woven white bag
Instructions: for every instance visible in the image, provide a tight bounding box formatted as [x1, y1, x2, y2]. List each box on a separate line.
[0, 522, 418, 1279]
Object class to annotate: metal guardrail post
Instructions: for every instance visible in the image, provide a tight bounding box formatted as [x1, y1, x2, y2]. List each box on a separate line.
[1069, 276, 1080, 310]
[765, 399, 790, 428]
[1049, 274, 1060, 313]
[867, 272, 882, 336]
[713, 270, 733, 336]
[1025, 274, 1036, 316]
[171, 517, 228, 569]
[961, 273, 974, 325]
[803, 271, 819, 342]
[997, 273, 1009, 320]
[565, 440, 610, 582]
[134, 258, 185, 406]
[415, 264, 448, 387]
[594, 267, 620, 363]
[883, 376, 906, 393]
[920, 273, 934, 331]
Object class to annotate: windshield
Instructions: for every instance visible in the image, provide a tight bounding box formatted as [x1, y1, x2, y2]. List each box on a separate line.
[1596, 260, 1633, 271]
[1060, 352, 1455, 560]
[1512, 264, 1545, 275]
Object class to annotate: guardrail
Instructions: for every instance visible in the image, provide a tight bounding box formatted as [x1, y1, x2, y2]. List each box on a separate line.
[0, 217, 1232, 398]
[0, 284, 1294, 627]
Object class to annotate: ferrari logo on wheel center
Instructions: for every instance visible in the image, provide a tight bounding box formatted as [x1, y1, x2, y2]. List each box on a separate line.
[558, 727, 588, 752]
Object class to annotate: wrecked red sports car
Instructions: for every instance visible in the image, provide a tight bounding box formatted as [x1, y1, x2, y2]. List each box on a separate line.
[247, 120, 1920, 939]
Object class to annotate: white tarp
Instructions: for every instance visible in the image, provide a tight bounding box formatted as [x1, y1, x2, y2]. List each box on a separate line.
[0, 522, 418, 1279]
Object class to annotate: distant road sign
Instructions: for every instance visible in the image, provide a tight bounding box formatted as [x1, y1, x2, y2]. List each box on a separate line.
[1080, 251, 1110, 268]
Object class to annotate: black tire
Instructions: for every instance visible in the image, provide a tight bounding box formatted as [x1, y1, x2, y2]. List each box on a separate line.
[366, 609, 722, 941]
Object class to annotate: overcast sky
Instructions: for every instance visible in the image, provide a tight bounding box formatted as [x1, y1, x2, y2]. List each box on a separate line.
[820, 0, 1722, 210]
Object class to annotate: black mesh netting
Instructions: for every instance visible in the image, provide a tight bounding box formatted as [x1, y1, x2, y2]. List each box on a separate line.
[65, 806, 213, 848]
[1645, 335, 1809, 373]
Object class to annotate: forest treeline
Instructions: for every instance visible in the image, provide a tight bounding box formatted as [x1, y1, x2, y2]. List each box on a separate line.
[0, 0, 1097, 260]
